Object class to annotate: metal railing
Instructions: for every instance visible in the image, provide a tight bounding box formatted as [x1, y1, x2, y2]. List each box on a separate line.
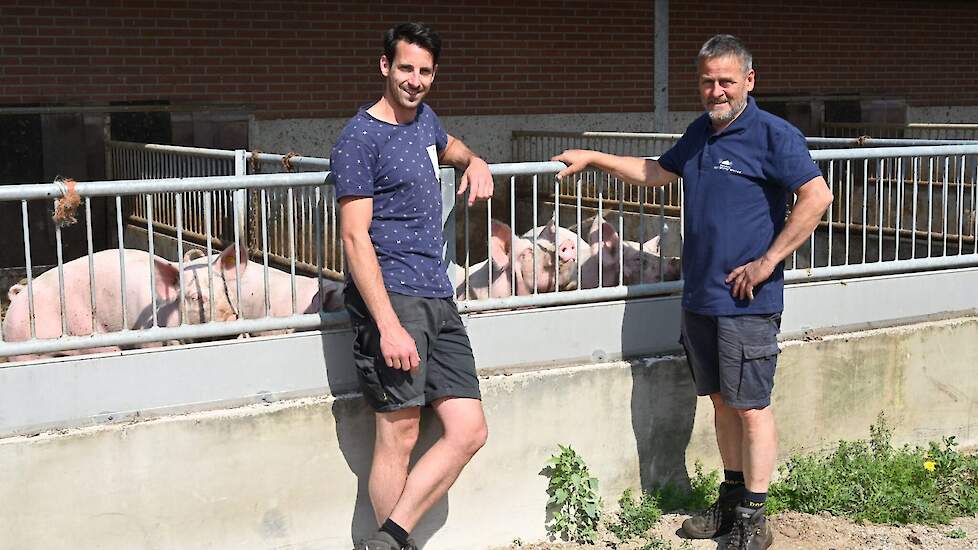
[107, 141, 341, 276]
[822, 122, 978, 141]
[4, 143, 976, 360]
[0, 172, 344, 360]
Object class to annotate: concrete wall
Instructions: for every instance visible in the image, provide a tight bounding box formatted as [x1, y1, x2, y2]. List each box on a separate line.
[2, 315, 976, 550]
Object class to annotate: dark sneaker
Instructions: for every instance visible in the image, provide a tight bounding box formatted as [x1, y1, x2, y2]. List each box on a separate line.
[355, 530, 403, 550]
[722, 505, 774, 550]
[680, 482, 745, 538]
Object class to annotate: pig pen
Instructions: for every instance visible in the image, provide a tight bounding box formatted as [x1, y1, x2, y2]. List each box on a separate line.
[0, 143, 977, 549]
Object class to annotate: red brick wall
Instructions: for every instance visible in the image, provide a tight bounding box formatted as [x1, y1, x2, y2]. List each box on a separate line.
[1, 0, 975, 120]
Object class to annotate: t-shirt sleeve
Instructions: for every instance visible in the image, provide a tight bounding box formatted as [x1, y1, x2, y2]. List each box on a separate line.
[427, 107, 449, 153]
[769, 124, 823, 192]
[657, 129, 693, 176]
[330, 135, 377, 199]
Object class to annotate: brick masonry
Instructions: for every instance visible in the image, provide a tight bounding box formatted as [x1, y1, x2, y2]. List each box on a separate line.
[1, 1, 976, 121]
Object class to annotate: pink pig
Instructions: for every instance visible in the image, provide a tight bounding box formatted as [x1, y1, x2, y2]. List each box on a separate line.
[1, 249, 187, 362]
[181, 244, 345, 331]
[454, 219, 572, 300]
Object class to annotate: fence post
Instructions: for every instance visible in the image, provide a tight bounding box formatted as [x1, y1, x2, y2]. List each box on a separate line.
[233, 149, 249, 248]
[440, 166, 458, 286]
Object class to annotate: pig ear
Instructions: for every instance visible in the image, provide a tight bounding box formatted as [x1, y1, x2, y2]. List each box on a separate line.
[153, 259, 181, 301]
[214, 243, 249, 276]
[7, 283, 24, 302]
[642, 236, 662, 256]
[590, 221, 619, 250]
[489, 220, 514, 267]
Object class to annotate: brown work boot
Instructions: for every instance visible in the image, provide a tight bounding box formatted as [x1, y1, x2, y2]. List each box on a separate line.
[681, 482, 745, 538]
[722, 505, 774, 550]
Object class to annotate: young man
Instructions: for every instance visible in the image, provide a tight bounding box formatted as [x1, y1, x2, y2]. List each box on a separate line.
[553, 35, 833, 550]
[331, 22, 494, 550]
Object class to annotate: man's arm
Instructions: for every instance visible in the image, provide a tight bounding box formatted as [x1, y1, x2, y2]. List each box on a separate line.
[551, 149, 680, 187]
[339, 195, 420, 371]
[441, 134, 493, 206]
[727, 176, 835, 300]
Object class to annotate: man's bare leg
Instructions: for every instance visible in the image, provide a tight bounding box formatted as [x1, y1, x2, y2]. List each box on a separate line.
[369, 407, 421, 526]
[386, 397, 488, 532]
[711, 393, 744, 471]
[737, 405, 777, 492]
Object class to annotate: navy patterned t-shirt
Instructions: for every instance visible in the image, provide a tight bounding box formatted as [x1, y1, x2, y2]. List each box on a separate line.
[331, 102, 452, 298]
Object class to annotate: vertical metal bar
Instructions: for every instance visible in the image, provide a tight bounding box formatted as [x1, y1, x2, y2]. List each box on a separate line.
[895, 158, 903, 260]
[116, 196, 128, 328]
[844, 159, 851, 265]
[942, 156, 949, 255]
[531, 174, 538, 294]
[576, 176, 582, 286]
[287, 187, 297, 314]
[261, 188, 271, 317]
[827, 161, 834, 266]
[20, 201, 36, 339]
[463, 181, 470, 298]
[957, 156, 964, 253]
[554, 176, 560, 293]
[146, 194, 159, 327]
[862, 159, 868, 263]
[508, 176, 515, 296]
[973, 158, 978, 254]
[232, 151, 246, 318]
[333, 188, 342, 273]
[315, 185, 324, 312]
[53, 201, 68, 338]
[927, 157, 934, 257]
[85, 197, 97, 334]
[912, 157, 919, 258]
[175, 193, 185, 325]
[617, 178, 624, 286]
[877, 159, 884, 262]
[204, 191, 215, 322]
[639, 185, 646, 284]
[598, 173, 604, 288]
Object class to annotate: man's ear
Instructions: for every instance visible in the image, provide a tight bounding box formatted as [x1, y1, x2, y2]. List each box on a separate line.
[431, 64, 438, 82]
[380, 54, 391, 77]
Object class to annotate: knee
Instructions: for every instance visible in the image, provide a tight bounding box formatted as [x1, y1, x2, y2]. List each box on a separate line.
[378, 420, 420, 456]
[448, 419, 488, 458]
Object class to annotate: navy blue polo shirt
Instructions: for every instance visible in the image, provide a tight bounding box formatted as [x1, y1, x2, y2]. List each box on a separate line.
[331, 102, 452, 298]
[658, 97, 822, 315]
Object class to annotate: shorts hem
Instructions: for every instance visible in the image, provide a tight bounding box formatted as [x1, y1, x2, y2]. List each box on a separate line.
[428, 388, 482, 403]
[723, 397, 771, 410]
[368, 396, 426, 413]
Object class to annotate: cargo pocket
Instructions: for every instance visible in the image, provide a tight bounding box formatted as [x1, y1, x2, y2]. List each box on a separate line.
[738, 343, 781, 407]
[353, 350, 390, 406]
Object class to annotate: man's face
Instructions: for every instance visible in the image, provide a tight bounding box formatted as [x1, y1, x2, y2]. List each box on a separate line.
[380, 40, 437, 111]
[698, 54, 755, 129]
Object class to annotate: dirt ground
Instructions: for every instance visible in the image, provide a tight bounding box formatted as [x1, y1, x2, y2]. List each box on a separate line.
[495, 511, 978, 550]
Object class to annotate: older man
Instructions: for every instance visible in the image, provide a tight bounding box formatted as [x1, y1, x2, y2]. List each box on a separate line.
[553, 34, 833, 550]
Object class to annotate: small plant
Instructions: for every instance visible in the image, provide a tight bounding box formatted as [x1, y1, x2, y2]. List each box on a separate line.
[946, 527, 966, 539]
[543, 444, 603, 544]
[654, 460, 721, 512]
[768, 413, 978, 525]
[609, 488, 662, 541]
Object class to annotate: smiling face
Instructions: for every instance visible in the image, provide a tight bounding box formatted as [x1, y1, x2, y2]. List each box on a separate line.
[380, 40, 437, 116]
[698, 54, 755, 131]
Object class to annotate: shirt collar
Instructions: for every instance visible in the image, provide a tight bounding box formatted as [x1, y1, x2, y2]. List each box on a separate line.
[712, 95, 757, 137]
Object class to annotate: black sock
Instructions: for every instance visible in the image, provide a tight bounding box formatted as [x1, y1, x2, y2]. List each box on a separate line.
[723, 470, 745, 486]
[742, 490, 767, 509]
[381, 518, 410, 547]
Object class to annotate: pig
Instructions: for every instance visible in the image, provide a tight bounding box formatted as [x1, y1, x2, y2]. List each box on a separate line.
[180, 244, 345, 332]
[577, 214, 682, 288]
[454, 219, 575, 300]
[1, 250, 187, 363]
[622, 236, 683, 284]
[522, 214, 592, 290]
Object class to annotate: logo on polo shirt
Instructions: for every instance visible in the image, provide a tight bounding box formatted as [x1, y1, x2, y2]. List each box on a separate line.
[714, 159, 743, 174]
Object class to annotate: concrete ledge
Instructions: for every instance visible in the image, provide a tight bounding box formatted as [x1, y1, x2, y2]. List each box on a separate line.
[1, 316, 976, 549]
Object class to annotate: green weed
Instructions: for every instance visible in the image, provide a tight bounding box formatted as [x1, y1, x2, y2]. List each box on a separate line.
[543, 444, 603, 544]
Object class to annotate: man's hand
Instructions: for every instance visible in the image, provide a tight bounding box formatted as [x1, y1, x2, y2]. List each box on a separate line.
[457, 157, 493, 206]
[552, 149, 595, 180]
[380, 323, 421, 371]
[725, 257, 777, 301]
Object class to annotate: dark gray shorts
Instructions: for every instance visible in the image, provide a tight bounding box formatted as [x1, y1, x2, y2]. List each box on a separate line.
[679, 309, 782, 410]
[345, 285, 481, 413]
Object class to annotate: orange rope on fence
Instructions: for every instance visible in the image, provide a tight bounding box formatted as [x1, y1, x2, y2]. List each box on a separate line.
[282, 151, 299, 172]
[52, 176, 80, 227]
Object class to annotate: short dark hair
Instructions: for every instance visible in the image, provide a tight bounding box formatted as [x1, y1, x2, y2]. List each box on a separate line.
[383, 22, 442, 65]
[697, 34, 752, 73]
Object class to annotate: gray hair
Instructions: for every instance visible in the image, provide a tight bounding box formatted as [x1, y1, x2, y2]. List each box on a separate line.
[697, 34, 752, 73]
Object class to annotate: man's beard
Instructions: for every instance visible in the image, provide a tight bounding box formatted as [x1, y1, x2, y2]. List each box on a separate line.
[707, 97, 747, 124]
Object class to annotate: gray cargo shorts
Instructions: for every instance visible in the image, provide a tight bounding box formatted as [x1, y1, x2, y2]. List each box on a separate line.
[679, 309, 782, 410]
[345, 285, 482, 413]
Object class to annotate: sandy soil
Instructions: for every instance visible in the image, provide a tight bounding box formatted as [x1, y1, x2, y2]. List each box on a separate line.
[494, 511, 978, 550]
